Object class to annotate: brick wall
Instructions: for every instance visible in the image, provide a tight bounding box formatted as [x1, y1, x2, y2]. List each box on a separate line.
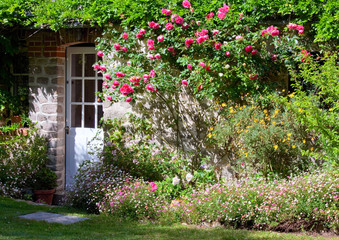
[27, 28, 101, 199]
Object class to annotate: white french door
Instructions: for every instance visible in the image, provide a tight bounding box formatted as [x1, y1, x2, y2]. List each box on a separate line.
[65, 47, 103, 188]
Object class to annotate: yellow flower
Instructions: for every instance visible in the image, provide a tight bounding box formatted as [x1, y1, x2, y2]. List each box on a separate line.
[222, 103, 226, 107]
[303, 139, 306, 144]
[207, 133, 212, 138]
[209, 127, 213, 131]
[310, 147, 314, 151]
[272, 121, 276, 126]
[274, 109, 279, 114]
[264, 109, 268, 114]
[282, 139, 286, 143]
[298, 108, 303, 113]
[287, 133, 292, 137]
[274, 145, 278, 150]
[287, 137, 291, 141]
[292, 145, 296, 149]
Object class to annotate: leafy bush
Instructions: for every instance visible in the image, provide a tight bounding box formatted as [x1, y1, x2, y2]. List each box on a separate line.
[102, 114, 178, 181]
[0, 127, 50, 198]
[97, 180, 168, 220]
[161, 171, 339, 232]
[213, 94, 316, 177]
[65, 160, 132, 213]
[288, 52, 339, 166]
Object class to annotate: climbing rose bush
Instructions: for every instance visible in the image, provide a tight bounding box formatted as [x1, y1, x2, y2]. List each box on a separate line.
[94, 1, 304, 104]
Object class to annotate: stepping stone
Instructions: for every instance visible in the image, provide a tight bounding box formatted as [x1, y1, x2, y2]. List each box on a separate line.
[19, 211, 88, 224]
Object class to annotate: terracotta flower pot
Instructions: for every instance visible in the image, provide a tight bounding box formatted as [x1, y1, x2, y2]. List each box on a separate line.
[33, 189, 55, 205]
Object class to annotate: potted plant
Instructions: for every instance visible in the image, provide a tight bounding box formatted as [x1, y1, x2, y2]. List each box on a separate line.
[32, 167, 57, 205]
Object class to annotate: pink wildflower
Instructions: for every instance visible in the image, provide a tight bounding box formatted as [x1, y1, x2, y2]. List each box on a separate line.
[93, 63, 100, 69]
[126, 97, 132, 102]
[99, 65, 106, 71]
[146, 84, 156, 92]
[187, 64, 192, 70]
[182, 80, 188, 85]
[120, 84, 134, 95]
[244, 45, 253, 53]
[206, 12, 214, 20]
[166, 23, 174, 30]
[157, 35, 164, 42]
[199, 62, 206, 67]
[97, 51, 104, 57]
[150, 70, 155, 78]
[114, 43, 121, 51]
[168, 46, 174, 52]
[116, 71, 125, 77]
[106, 96, 112, 101]
[102, 82, 108, 88]
[112, 80, 120, 86]
[161, 8, 172, 15]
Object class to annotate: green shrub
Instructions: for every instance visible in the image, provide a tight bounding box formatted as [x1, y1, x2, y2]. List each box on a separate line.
[288, 52, 339, 167]
[213, 94, 316, 178]
[65, 161, 132, 213]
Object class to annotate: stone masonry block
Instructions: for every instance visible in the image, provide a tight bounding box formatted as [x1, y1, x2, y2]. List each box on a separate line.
[42, 104, 58, 114]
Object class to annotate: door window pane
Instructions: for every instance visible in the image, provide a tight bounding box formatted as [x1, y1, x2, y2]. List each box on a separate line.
[97, 105, 103, 128]
[71, 80, 82, 102]
[71, 54, 82, 77]
[84, 80, 95, 102]
[84, 105, 95, 128]
[71, 105, 82, 127]
[85, 54, 96, 77]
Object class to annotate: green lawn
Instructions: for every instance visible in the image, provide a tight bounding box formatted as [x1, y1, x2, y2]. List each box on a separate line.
[0, 197, 337, 240]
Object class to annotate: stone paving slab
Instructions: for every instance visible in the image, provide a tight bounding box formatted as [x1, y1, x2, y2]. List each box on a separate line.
[19, 211, 88, 224]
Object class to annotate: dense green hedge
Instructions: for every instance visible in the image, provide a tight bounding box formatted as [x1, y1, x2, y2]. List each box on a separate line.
[0, 0, 338, 42]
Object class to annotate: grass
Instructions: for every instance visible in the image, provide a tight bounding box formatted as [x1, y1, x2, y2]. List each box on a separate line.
[0, 197, 337, 240]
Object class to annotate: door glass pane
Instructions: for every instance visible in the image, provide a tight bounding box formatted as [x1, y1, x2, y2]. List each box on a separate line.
[97, 105, 103, 128]
[71, 80, 82, 102]
[97, 80, 103, 102]
[71, 54, 82, 77]
[84, 80, 95, 102]
[85, 54, 96, 77]
[84, 105, 95, 128]
[71, 105, 82, 127]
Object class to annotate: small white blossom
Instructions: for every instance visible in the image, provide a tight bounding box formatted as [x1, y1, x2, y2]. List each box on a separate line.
[172, 176, 180, 186]
[186, 173, 193, 182]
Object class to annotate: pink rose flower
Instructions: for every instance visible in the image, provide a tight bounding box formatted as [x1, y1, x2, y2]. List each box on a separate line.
[215, 42, 222, 49]
[116, 71, 124, 77]
[235, 35, 243, 41]
[102, 82, 108, 88]
[198, 84, 203, 91]
[182, 23, 189, 29]
[182, 80, 188, 85]
[271, 54, 278, 61]
[143, 74, 149, 79]
[206, 65, 211, 71]
[271, 29, 279, 36]
[185, 38, 194, 47]
[104, 73, 111, 80]
[139, 29, 146, 35]
[225, 51, 231, 57]
[148, 45, 155, 51]
[146, 84, 156, 92]
[147, 39, 154, 46]
[161, 8, 172, 15]
[218, 12, 226, 19]
[297, 25, 304, 31]
[261, 29, 268, 36]
[249, 74, 258, 80]
[298, 30, 304, 35]
[166, 23, 174, 30]
[182, 0, 191, 8]
[114, 43, 121, 51]
[113, 80, 120, 86]
[97, 51, 104, 57]
[136, 33, 143, 38]
[126, 97, 132, 103]
[148, 21, 159, 29]
[168, 46, 174, 52]
[197, 37, 205, 43]
[176, 16, 184, 25]
[219, 3, 230, 13]
[127, 61, 131, 65]
[122, 32, 128, 39]
[120, 84, 134, 95]
[148, 54, 155, 59]
[251, 49, 258, 55]
[199, 62, 206, 67]
[122, 46, 128, 52]
[244, 45, 253, 53]
[106, 96, 112, 101]
[150, 182, 157, 192]
[157, 35, 164, 42]
[155, 53, 161, 59]
[206, 12, 214, 20]
[150, 70, 155, 78]
[93, 63, 100, 69]
[288, 23, 298, 29]
[213, 29, 219, 36]
[187, 64, 192, 70]
[100, 65, 106, 71]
